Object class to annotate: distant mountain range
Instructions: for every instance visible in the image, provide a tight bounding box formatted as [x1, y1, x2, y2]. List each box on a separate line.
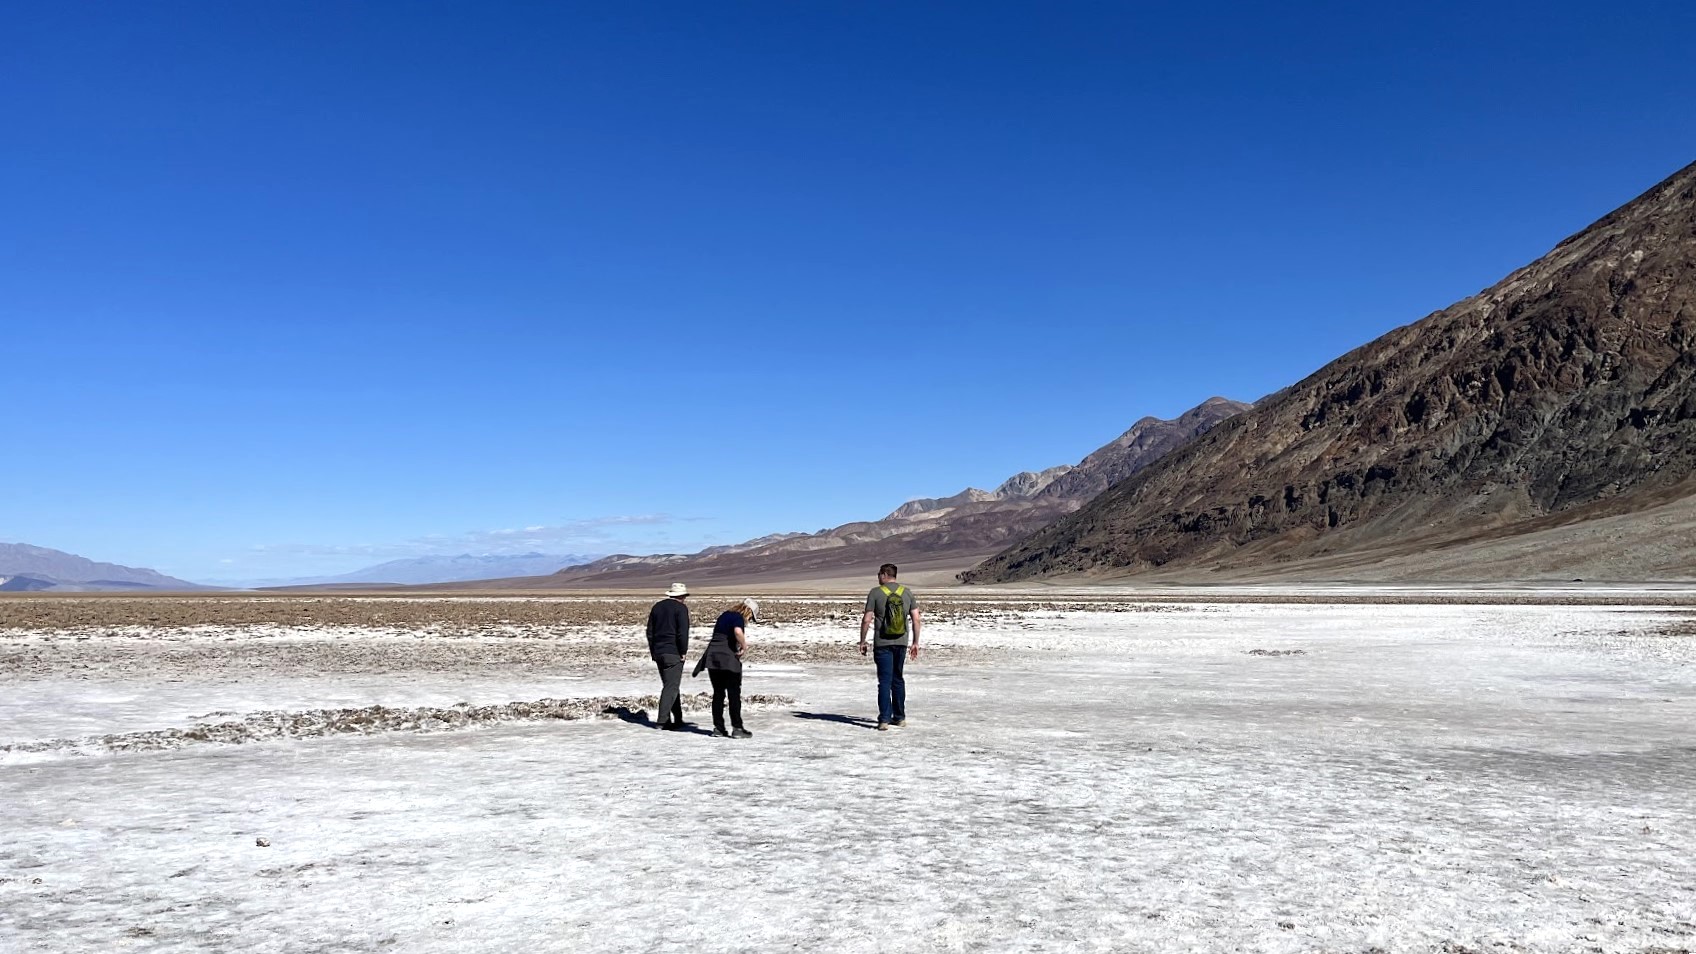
[0, 542, 204, 592]
[245, 552, 602, 588]
[966, 158, 1696, 584]
[450, 396, 1250, 588]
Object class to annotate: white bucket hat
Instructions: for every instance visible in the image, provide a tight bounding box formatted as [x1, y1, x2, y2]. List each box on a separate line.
[743, 598, 760, 622]
[665, 583, 689, 598]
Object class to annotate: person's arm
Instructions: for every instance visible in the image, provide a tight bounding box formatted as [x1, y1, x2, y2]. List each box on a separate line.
[646, 607, 656, 643]
[908, 607, 922, 660]
[676, 605, 689, 657]
[734, 626, 747, 657]
[859, 607, 875, 656]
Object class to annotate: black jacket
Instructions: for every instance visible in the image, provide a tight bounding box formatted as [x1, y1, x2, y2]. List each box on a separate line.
[646, 598, 690, 658]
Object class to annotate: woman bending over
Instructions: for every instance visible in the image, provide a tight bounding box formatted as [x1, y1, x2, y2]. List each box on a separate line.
[700, 598, 758, 738]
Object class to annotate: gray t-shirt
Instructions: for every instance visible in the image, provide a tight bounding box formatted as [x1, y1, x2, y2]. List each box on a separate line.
[865, 584, 918, 647]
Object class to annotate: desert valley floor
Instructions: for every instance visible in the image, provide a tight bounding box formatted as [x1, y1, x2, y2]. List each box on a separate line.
[2, 590, 1694, 953]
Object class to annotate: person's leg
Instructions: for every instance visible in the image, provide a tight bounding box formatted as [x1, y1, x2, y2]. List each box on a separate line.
[728, 671, 743, 731]
[653, 659, 668, 725]
[709, 669, 729, 734]
[657, 657, 684, 727]
[874, 647, 895, 725]
[890, 646, 907, 723]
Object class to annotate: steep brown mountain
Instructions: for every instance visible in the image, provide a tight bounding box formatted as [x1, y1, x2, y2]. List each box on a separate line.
[468, 396, 1248, 589]
[966, 159, 1696, 584]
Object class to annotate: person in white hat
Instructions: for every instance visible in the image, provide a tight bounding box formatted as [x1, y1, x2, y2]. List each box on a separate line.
[646, 583, 692, 730]
[695, 598, 760, 738]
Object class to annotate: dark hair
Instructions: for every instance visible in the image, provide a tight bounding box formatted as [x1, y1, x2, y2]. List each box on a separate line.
[878, 563, 898, 579]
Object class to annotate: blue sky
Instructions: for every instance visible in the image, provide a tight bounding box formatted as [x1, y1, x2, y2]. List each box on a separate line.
[4, 1, 1694, 582]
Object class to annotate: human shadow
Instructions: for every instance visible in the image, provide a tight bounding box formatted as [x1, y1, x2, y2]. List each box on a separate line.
[602, 705, 653, 727]
[602, 705, 716, 735]
[791, 710, 881, 730]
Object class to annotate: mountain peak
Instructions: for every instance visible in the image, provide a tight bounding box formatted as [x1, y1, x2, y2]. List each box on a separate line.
[993, 465, 1074, 500]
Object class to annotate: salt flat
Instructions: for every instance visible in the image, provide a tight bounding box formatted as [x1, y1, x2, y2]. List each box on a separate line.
[2, 595, 1694, 953]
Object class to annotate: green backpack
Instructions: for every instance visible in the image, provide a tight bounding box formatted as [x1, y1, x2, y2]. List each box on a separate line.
[880, 585, 908, 638]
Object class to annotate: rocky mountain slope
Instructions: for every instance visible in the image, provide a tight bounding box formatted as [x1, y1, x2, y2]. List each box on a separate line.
[0, 542, 203, 591]
[1035, 397, 1253, 502]
[466, 396, 1249, 588]
[966, 159, 1696, 584]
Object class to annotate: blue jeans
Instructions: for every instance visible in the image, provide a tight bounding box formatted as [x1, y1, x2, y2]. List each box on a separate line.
[874, 645, 907, 724]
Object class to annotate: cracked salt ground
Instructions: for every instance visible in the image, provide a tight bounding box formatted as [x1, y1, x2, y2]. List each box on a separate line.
[3, 599, 1696, 952]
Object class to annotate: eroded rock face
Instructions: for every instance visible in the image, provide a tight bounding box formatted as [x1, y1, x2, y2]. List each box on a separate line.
[967, 159, 1696, 583]
[1036, 397, 1252, 503]
[994, 465, 1075, 500]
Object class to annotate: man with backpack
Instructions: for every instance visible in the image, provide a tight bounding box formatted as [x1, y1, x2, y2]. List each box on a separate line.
[859, 563, 921, 731]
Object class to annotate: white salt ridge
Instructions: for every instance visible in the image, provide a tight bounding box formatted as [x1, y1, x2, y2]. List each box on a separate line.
[1, 693, 796, 760]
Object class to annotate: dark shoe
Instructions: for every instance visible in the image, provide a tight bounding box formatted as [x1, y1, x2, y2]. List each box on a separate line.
[731, 728, 753, 739]
[659, 722, 685, 732]
[712, 728, 730, 738]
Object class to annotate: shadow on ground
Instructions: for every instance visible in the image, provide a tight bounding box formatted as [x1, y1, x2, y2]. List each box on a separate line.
[791, 710, 880, 730]
[602, 705, 718, 735]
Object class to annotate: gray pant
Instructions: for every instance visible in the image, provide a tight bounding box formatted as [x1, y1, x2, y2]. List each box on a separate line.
[654, 655, 685, 726]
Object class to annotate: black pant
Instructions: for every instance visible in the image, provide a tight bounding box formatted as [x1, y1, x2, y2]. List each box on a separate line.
[654, 656, 684, 726]
[708, 669, 742, 732]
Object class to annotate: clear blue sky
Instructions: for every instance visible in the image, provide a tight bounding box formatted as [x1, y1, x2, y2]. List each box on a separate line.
[5, 1, 1693, 582]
